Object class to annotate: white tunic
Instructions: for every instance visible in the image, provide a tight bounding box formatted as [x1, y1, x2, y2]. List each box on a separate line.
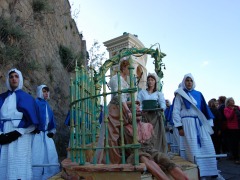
[108, 74, 129, 102]
[172, 93, 218, 177]
[0, 92, 35, 180]
[137, 89, 166, 110]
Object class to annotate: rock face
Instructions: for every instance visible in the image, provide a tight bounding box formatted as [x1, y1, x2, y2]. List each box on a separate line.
[0, 0, 87, 157]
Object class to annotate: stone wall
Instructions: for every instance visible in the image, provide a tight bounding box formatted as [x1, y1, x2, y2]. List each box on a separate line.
[0, 0, 87, 157]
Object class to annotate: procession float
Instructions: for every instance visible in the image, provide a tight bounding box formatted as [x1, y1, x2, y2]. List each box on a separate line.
[57, 33, 199, 180]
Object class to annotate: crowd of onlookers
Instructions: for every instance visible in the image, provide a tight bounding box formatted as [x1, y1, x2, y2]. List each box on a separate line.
[208, 96, 240, 164]
[166, 95, 240, 166]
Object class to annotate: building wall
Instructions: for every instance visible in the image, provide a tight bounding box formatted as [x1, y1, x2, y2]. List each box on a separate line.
[0, 0, 87, 156]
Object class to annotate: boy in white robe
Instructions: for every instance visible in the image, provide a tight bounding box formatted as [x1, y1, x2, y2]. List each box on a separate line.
[0, 68, 39, 180]
[172, 73, 218, 179]
[32, 85, 60, 179]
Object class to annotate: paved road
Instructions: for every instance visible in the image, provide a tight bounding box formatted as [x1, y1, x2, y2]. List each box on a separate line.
[218, 158, 240, 180]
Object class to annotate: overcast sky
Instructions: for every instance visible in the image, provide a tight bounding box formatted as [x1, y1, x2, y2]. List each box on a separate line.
[69, 0, 240, 105]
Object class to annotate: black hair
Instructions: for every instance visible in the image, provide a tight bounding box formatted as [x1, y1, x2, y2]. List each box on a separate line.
[9, 70, 17, 76]
[42, 86, 49, 92]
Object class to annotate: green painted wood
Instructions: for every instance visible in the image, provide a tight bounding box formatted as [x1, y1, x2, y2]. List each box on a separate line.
[69, 47, 166, 166]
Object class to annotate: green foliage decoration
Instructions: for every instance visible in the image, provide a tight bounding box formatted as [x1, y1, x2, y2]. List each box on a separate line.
[88, 40, 106, 71]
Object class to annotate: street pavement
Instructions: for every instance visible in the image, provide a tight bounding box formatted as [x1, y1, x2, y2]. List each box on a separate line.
[217, 157, 240, 180]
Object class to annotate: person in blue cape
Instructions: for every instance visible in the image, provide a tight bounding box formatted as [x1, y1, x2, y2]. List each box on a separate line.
[64, 109, 76, 126]
[164, 99, 178, 153]
[172, 73, 218, 179]
[0, 68, 39, 180]
[32, 85, 60, 179]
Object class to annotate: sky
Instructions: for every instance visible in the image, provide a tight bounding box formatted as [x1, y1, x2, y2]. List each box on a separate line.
[69, 0, 240, 105]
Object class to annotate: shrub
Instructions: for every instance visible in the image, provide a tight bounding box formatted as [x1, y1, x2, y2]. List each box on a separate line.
[0, 18, 25, 43]
[46, 63, 53, 72]
[0, 44, 23, 65]
[59, 45, 86, 72]
[32, 0, 49, 12]
[16, 59, 40, 75]
[59, 45, 74, 69]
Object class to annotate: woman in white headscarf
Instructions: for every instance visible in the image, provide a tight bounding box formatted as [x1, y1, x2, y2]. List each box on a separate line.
[0, 68, 39, 180]
[137, 73, 167, 153]
[172, 73, 218, 179]
[32, 85, 60, 179]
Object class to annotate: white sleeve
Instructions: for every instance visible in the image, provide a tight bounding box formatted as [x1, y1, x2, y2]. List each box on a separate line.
[207, 119, 214, 127]
[109, 76, 127, 102]
[172, 94, 183, 127]
[121, 92, 128, 102]
[158, 92, 166, 110]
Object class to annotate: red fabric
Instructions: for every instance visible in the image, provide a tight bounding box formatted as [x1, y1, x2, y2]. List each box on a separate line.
[224, 107, 239, 129]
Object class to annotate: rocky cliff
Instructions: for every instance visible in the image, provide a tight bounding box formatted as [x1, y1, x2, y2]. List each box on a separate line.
[0, 0, 87, 157]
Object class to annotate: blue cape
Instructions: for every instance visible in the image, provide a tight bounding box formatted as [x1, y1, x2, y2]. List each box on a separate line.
[164, 103, 174, 125]
[98, 110, 103, 124]
[164, 106, 171, 122]
[64, 110, 93, 127]
[182, 89, 214, 120]
[64, 110, 76, 126]
[0, 90, 39, 128]
[36, 98, 56, 131]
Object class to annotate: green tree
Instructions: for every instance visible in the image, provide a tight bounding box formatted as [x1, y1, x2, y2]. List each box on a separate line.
[88, 40, 106, 71]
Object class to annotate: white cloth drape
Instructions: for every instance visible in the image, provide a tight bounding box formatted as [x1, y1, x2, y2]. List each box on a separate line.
[0, 93, 35, 180]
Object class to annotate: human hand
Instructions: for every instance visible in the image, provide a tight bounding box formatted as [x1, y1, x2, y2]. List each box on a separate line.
[0, 130, 22, 145]
[233, 106, 239, 111]
[31, 128, 40, 134]
[128, 112, 132, 121]
[178, 129, 185, 136]
[165, 127, 170, 132]
[47, 133, 54, 138]
[0, 134, 9, 145]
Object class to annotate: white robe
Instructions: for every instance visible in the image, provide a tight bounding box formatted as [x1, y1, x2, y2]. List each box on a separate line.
[0, 92, 35, 180]
[172, 89, 218, 177]
[32, 106, 59, 180]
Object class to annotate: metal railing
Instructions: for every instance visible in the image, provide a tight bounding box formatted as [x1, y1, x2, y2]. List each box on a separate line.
[68, 47, 166, 166]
